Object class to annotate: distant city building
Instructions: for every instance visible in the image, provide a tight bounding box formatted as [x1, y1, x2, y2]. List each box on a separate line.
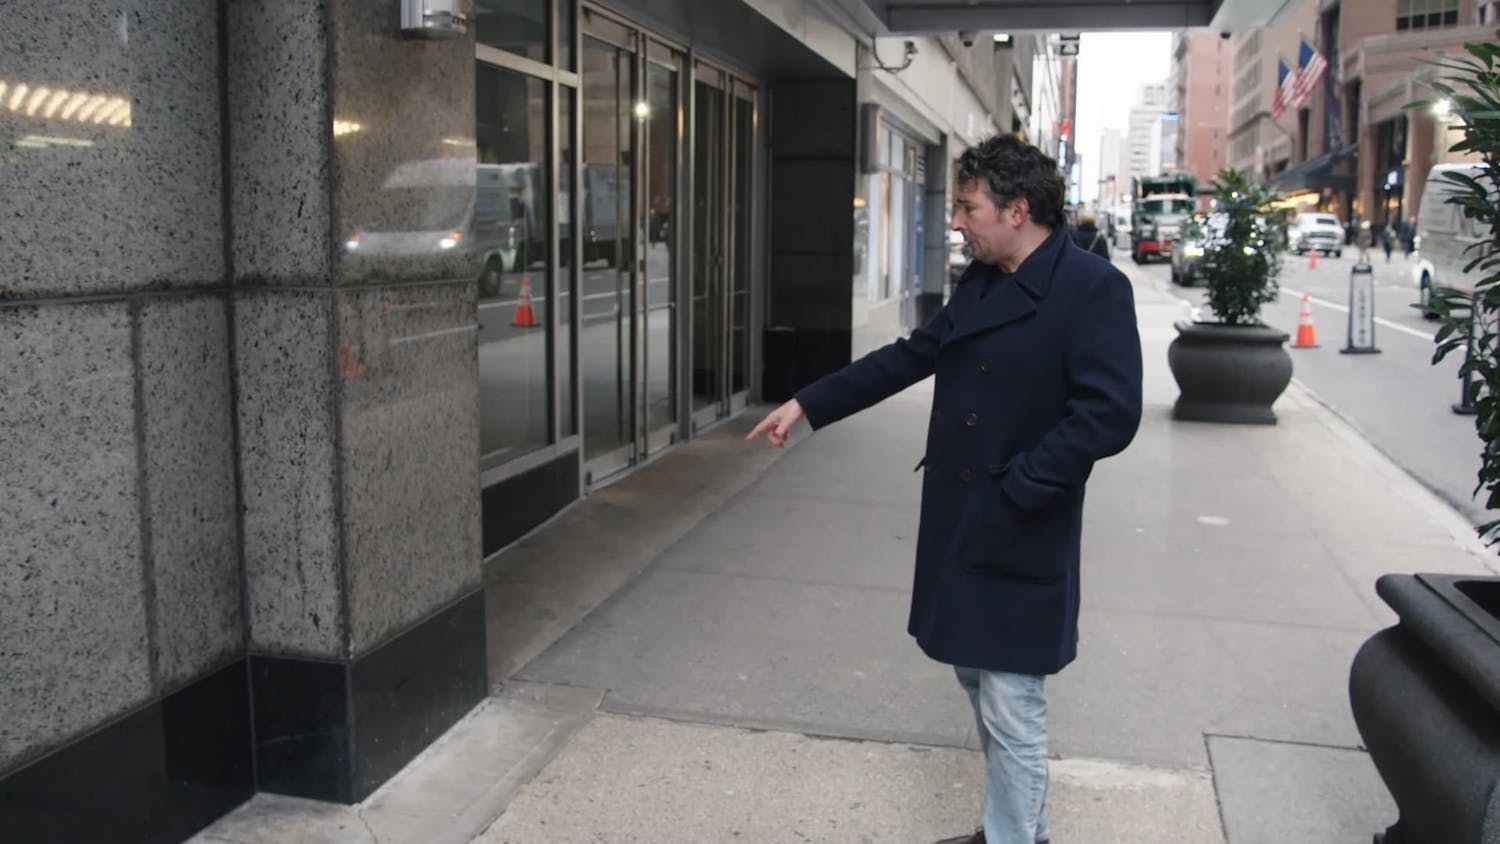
[1126, 81, 1171, 181]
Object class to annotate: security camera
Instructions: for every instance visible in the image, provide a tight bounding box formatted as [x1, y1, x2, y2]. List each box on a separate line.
[959, 31, 977, 48]
[1220, 30, 1232, 39]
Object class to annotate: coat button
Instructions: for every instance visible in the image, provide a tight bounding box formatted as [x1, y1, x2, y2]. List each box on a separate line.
[965, 413, 979, 427]
[959, 469, 974, 482]
[931, 409, 943, 421]
[980, 359, 993, 373]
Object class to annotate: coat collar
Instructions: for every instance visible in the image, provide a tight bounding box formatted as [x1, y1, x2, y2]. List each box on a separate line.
[944, 226, 1068, 347]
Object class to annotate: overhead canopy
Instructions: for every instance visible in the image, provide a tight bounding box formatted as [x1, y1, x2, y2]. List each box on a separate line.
[1269, 144, 1358, 197]
[816, 0, 1296, 34]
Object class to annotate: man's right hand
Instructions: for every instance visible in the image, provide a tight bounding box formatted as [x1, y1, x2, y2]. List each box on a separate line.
[746, 399, 805, 449]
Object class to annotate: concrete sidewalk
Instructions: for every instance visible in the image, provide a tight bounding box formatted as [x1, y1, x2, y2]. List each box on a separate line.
[193, 265, 1498, 844]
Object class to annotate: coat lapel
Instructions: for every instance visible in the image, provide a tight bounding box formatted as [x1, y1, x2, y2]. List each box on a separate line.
[943, 227, 1070, 348]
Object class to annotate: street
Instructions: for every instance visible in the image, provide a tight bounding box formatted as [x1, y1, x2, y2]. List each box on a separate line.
[1129, 243, 1492, 528]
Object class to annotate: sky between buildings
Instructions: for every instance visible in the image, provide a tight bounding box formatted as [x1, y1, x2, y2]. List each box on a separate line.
[1076, 30, 1175, 203]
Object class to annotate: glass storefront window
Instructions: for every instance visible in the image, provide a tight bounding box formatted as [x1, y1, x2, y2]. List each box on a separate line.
[475, 0, 549, 64]
[476, 62, 551, 461]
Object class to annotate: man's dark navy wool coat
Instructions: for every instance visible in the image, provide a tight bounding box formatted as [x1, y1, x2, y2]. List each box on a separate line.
[795, 226, 1143, 675]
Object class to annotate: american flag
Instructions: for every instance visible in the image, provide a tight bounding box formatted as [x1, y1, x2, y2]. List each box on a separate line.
[1290, 38, 1328, 110]
[1271, 58, 1295, 121]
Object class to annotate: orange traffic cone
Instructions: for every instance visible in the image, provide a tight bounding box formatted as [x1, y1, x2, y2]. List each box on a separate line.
[512, 276, 538, 327]
[1293, 293, 1319, 348]
[1308, 249, 1318, 270]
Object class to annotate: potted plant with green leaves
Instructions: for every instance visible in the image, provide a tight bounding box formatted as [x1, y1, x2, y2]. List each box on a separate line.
[1167, 168, 1292, 424]
[1349, 32, 1500, 844]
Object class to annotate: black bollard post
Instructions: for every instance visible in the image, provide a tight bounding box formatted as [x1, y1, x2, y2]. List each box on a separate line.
[1342, 261, 1382, 354]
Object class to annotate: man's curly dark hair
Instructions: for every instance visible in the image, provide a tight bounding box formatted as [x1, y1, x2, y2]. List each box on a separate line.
[956, 135, 1067, 228]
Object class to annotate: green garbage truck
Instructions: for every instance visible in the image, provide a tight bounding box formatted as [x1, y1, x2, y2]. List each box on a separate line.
[1130, 173, 1197, 264]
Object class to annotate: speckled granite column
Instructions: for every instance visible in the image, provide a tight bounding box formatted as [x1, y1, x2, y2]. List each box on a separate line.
[1, 2, 251, 838]
[2, 0, 488, 831]
[228, 0, 485, 804]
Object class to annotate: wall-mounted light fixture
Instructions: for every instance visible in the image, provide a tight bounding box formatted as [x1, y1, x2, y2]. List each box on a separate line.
[401, 0, 468, 39]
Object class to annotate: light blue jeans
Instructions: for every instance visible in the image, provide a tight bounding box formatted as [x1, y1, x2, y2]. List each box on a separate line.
[954, 666, 1049, 844]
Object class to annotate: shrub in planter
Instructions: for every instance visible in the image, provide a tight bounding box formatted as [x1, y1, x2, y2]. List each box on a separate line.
[1167, 169, 1293, 425]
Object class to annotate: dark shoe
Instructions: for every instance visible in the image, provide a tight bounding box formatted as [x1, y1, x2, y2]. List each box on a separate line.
[932, 832, 983, 844]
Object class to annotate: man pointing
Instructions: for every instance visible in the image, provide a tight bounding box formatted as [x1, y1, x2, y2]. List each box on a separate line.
[748, 134, 1143, 844]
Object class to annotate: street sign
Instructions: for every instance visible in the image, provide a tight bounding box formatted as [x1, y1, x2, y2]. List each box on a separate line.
[1342, 262, 1382, 355]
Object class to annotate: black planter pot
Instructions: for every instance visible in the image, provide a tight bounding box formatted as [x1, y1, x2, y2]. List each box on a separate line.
[1349, 574, 1500, 843]
[1167, 321, 1293, 425]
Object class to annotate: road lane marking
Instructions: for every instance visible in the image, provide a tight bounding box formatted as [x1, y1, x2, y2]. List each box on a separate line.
[390, 324, 478, 345]
[1284, 287, 1435, 342]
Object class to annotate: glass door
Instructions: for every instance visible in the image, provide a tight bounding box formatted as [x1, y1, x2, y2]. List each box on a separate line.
[580, 10, 684, 481]
[729, 83, 755, 410]
[640, 44, 679, 456]
[691, 66, 726, 427]
[690, 66, 757, 428]
[581, 16, 637, 476]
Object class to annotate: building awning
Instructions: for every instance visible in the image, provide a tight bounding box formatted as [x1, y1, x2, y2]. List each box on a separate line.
[1269, 144, 1357, 196]
[824, 0, 1286, 33]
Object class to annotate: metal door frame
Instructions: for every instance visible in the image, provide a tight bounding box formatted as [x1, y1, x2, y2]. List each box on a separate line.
[580, 7, 688, 482]
[640, 39, 685, 458]
[688, 61, 758, 432]
[579, 11, 638, 482]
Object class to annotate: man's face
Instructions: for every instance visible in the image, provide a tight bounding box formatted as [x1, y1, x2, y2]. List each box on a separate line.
[952, 178, 1019, 267]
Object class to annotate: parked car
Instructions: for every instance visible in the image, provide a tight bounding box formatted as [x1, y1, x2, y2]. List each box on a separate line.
[1412, 162, 1495, 318]
[1170, 213, 1227, 287]
[1291, 212, 1344, 256]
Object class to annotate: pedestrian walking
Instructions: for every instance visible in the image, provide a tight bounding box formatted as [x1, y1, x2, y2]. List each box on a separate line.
[1403, 216, 1417, 258]
[1356, 220, 1374, 265]
[747, 134, 1144, 844]
[1071, 213, 1112, 260]
[1381, 222, 1395, 263]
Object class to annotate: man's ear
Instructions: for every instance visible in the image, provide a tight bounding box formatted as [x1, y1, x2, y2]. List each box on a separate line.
[1010, 198, 1030, 226]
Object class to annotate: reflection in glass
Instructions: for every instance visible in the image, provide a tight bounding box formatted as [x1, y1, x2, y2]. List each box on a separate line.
[340, 155, 477, 290]
[691, 78, 723, 412]
[731, 95, 753, 396]
[645, 61, 677, 435]
[888, 177, 906, 301]
[559, 0, 576, 71]
[476, 63, 551, 462]
[475, 0, 548, 63]
[581, 34, 635, 461]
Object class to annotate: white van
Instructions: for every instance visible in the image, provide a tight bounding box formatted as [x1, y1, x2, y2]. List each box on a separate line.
[345, 159, 538, 298]
[1413, 163, 1495, 316]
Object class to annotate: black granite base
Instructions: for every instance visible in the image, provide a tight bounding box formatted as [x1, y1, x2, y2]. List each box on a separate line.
[762, 327, 853, 401]
[0, 660, 254, 844]
[252, 590, 488, 803]
[482, 451, 580, 557]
